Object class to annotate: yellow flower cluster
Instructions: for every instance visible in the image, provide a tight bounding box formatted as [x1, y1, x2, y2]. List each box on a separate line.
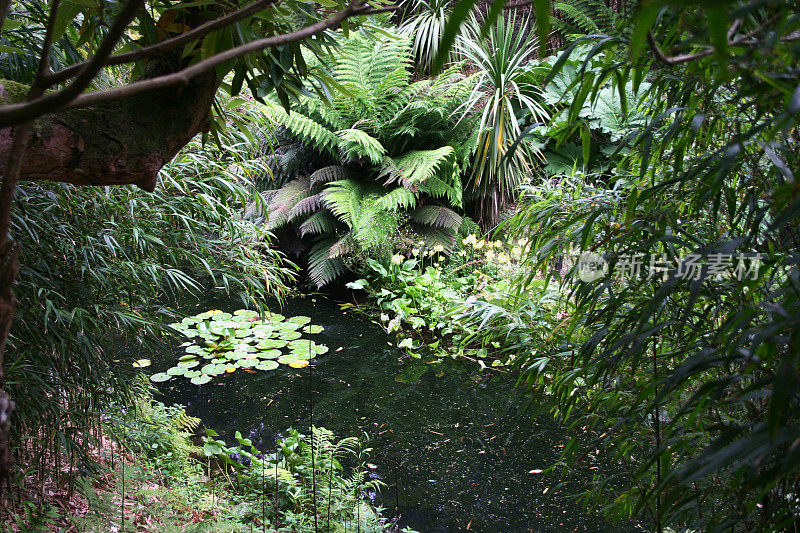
[391, 254, 404, 265]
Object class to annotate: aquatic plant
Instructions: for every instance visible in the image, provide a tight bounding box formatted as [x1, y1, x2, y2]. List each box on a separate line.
[150, 309, 328, 384]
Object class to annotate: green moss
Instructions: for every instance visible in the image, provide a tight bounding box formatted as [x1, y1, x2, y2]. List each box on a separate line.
[0, 78, 32, 104]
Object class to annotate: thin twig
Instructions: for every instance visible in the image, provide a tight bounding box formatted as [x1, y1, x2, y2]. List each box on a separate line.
[647, 15, 783, 66]
[0, 0, 144, 127]
[0, 1, 380, 127]
[44, 0, 276, 87]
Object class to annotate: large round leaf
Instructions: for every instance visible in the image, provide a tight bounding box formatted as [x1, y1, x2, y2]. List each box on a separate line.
[191, 375, 212, 385]
[277, 354, 299, 365]
[150, 373, 171, 382]
[255, 360, 280, 371]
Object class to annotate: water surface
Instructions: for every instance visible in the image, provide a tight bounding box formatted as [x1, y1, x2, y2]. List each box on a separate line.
[153, 295, 640, 532]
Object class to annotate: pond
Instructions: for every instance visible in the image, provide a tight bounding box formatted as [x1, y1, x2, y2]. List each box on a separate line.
[151, 294, 641, 532]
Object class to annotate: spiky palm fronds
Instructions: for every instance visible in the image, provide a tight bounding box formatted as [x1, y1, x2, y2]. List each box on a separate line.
[399, 0, 453, 74]
[457, 13, 550, 229]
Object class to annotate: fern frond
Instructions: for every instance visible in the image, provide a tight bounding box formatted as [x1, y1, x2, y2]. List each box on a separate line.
[412, 223, 457, 250]
[328, 234, 358, 258]
[391, 146, 455, 189]
[266, 177, 311, 229]
[321, 179, 365, 226]
[265, 103, 340, 157]
[336, 129, 386, 164]
[411, 205, 462, 229]
[299, 210, 341, 237]
[375, 187, 417, 212]
[287, 193, 322, 222]
[309, 165, 355, 188]
[309, 239, 347, 286]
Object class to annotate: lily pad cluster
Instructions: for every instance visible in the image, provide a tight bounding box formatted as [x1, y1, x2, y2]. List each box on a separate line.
[150, 309, 327, 385]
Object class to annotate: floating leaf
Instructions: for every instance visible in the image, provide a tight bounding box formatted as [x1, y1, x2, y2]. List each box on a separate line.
[288, 316, 311, 325]
[259, 349, 282, 359]
[150, 373, 171, 382]
[255, 360, 280, 371]
[167, 366, 186, 376]
[226, 366, 237, 373]
[303, 325, 324, 334]
[277, 355, 299, 365]
[185, 370, 202, 379]
[191, 375, 212, 385]
[279, 331, 302, 341]
[289, 360, 309, 368]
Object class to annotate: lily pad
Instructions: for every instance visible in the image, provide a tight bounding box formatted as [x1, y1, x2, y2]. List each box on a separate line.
[255, 360, 280, 371]
[150, 373, 171, 382]
[277, 354, 299, 365]
[184, 370, 202, 379]
[177, 360, 200, 368]
[233, 309, 259, 318]
[258, 349, 282, 359]
[279, 331, 302, 341]
[257, 339, 287, 349]
[167, 366, 186, 376]
[288, 316, 312, 325]
[289, 359, 310, 368]
[302, 325, 324, 334]
[191, 375, 212, 385]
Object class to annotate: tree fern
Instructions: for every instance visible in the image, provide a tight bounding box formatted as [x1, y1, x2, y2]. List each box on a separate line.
[261, 24, 477, 285]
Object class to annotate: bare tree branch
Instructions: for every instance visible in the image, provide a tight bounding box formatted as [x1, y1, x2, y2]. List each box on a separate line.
[0, 1, 379, 127]
[44, 0, 276, 87]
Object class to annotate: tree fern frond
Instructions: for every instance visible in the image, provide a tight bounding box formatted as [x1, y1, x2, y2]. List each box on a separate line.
[411, 205, 462, 229]
[265, 177, 311, 229]
[308, 239, 347, 286]
[328, 233, 358, 258]
[375, 187, 417, 212]
[392, 146, 455, 189]
[412, 223, 457, 250]
[309, 165, 355, 188]
[265, 103, 340, 157]
[299, 210, 341, 237]
[336, 129, 386, 164]
[287, 193, 322, 222]
[321, 179, 365, 226]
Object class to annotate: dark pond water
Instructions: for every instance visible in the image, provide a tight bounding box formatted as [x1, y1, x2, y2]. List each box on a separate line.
[151, 294, 641, 533]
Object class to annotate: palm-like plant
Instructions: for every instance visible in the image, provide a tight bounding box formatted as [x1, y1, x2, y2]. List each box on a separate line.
[458, 13, 549, 229]
[399, 0, 453, 74]
[261, 27, 478, 286]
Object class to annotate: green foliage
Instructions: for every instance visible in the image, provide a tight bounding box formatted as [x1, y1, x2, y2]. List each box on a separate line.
[551, 0, 619, 41]
[200, 426, 387, 532]
[522, 44, 652, 176]
[261, 25, 477, 285]
[9, 115, 293, 500]
[506, 1, 800, 531]
[457, 13, 549, 228]
[65, 389, 389, 532]
[154, 308, 327, 383]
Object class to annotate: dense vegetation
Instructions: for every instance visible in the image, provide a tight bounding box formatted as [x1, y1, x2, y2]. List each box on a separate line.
[0, 0, 798, 531]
